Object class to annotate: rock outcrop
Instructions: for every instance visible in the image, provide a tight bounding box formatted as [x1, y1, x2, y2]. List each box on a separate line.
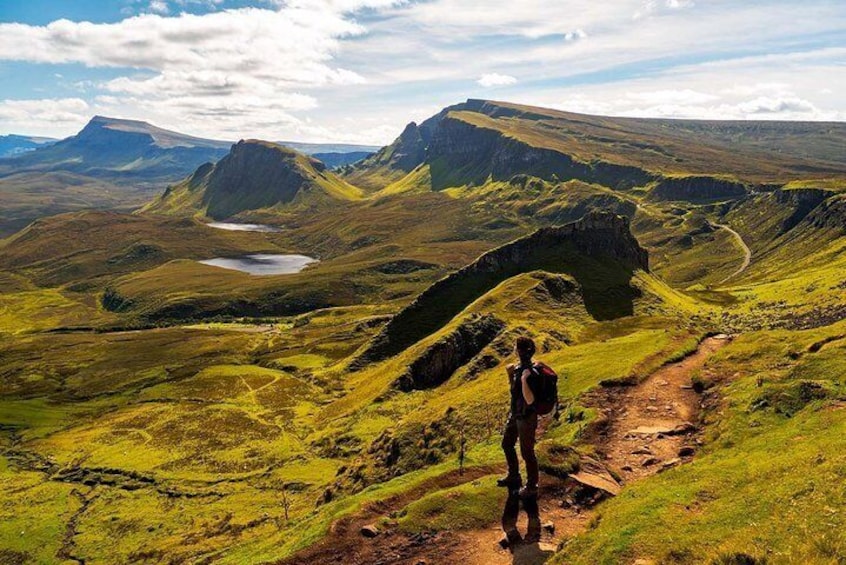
[774, 187, 839, 233]
[803, 194, 846, 234]
[650, 175, 749, 202]
[201, 140, 325, 218]
[394, 314, 506, 391]
[379, 122, 428, 173]
[352, 211, 649, 366]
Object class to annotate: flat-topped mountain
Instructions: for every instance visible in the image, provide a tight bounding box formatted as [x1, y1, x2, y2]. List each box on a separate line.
[346, 99, 846, 196]
[145, 139, 363, 219]
[0, 116, 231, 180]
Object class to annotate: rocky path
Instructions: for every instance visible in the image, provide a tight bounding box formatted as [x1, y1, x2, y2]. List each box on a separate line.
[712, 223, 752, 284]
[427, 335, 730, 565]
[587, 335, 728, 483]
[277, 336, 731, 565]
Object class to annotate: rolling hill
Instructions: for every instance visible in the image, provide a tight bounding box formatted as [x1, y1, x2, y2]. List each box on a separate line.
[0, 99, 844, 565]
[0, 120, 375, 236]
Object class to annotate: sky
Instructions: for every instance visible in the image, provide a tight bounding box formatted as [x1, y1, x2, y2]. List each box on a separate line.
[0, 0, 844, 144]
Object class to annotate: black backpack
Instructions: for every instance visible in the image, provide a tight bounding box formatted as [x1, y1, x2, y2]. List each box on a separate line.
[531, 362, 559, 415]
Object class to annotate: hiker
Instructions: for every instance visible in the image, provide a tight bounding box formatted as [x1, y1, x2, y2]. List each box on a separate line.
[498, 336, 541, 499]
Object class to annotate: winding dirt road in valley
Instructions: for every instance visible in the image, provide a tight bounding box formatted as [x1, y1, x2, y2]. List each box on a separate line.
[712, 223, 752, 284]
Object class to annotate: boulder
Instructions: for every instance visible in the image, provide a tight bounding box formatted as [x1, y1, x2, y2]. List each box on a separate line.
[678, 446, 696, 457]
[360, 524, 379, 538]
[641, 457, 660, 467]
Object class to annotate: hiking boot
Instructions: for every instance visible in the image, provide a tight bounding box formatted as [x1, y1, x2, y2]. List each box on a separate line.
[496, 475, 522, 489]
[518, 485, 538, 499]
[499, 529, 522, 549]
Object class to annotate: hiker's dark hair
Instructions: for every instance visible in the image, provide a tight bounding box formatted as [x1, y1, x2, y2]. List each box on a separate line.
[515, 336, 536, 365]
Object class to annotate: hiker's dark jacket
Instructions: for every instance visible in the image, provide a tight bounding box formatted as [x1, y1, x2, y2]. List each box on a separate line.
[509, 363, 540, 419]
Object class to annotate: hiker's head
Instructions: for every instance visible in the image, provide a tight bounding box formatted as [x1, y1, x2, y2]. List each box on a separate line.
[515, 336, 536, 366]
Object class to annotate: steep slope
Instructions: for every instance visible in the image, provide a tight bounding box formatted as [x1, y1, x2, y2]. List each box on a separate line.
[353, 211, 650, 365]
[268, 215, 706, 562]
[342, 104, 460, 190]
[0, 116, 230, 181]
[554, 321, 846, 564]
[347, 99, 846, 196]
[145, 140, 363, 219]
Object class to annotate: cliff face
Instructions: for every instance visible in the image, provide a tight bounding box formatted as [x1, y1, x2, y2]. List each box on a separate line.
[465, 210, 649, 273]
[426, 116, 655, 190]
[774, 187, 839, 233]
[343, 98, 846, 198]
[353, 211, 648, 366]
[803, 194, 846, 234]
[347, 104, 456, 182]
[650, 176, 749, 202]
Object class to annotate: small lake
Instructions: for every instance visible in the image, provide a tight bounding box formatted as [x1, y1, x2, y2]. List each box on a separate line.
[199, 254, 317, 275]
[206, 222, 282, 233]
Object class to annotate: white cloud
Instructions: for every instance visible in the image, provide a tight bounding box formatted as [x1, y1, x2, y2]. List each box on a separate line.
[738, 96, 817, 115]
[477, 73, 517, 88]
[148, 1, 170, 15]
[521, 51, 846, 123]
[0, 98, 91, 136]
[634, 0, 695, 20]
[626, 89, 718, 105]
[0, 3, 400, 140]
[564, 29, 587, 41]
[0, 0, 845, 143]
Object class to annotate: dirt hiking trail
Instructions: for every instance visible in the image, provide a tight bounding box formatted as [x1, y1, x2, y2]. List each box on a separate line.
[712, 222, 752, 284]
[278, 335, 731, 565]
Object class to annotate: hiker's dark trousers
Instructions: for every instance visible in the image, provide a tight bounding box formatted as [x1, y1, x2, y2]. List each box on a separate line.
[501, 412, 538, 487]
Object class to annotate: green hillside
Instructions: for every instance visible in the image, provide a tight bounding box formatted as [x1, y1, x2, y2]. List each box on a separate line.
[0, 99, 843, 564]
[145, 140, 363, 219]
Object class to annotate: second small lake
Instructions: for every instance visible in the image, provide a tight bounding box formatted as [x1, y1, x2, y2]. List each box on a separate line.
[199, 254, 317, 275]
[206, 222, 282, 233]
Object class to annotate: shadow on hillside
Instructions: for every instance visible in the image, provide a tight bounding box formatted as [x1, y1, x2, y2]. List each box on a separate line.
[355, 253, 642, 366]
[577, 265, 641, 321]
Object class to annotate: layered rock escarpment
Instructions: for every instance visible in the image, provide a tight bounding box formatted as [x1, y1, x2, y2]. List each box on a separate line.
[0, 116, 229, 179]
[650, 175, 749, 202]
[426, 115, 655, 190]
[352, 211, 649, 366]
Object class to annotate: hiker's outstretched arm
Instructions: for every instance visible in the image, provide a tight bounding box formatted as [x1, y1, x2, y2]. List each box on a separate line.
[521, 369, 535, 406]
